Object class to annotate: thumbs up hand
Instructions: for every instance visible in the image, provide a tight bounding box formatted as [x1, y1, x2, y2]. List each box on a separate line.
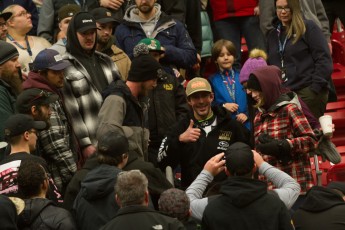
[178, 120, 201, 143]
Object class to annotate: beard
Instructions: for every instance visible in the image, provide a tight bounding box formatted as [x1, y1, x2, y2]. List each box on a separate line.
[1, 68, 23, 95]
[138, 4, 155, 14]
[34, 107, 51, 130]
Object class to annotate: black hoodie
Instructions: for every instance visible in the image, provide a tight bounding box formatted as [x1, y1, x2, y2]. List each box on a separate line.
[293, 186, 345, 230]
[66, 11, 107, 93]
[73, 164, 121, 230]
[18, 198, 76, 230]
[202, 177, 293, 230]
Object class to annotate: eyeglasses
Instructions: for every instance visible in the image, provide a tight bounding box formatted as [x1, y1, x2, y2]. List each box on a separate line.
[276, 6, 291, 13]
[28, 90, 49, 104]
[13, 11, 31, 18]
[0, 22, 6, 29]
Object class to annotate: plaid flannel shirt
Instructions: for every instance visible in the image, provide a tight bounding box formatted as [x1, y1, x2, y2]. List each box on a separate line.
[38, 100, 77, 193]
[254, 103, 317, 194]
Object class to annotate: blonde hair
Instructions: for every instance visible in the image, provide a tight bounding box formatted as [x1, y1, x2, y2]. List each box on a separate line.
[249, 49, 268, 61]
[277, 0, 306, 44]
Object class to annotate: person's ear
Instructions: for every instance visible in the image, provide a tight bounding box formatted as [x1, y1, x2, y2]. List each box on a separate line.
[224, 166, 230, 176]
[31, 105, 38, 116]
[115, 194, 122, 207]
[144, 190, 149, 206]
[210, 92, 214, 102]
[23, 131, 30, 141]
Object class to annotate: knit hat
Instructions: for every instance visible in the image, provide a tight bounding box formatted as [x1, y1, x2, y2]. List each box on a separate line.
[74, 12, 98, 33]
[33, 49, 71, 71]
[239, 49, 267, 84]
[246, 74, 262, 92]
[127, 54, 163, 82]
[0, 41, 19, 65]
[16, 88, 59, 113]
[158, 188, 190, 221]
[186, 77, 212, 97]
[4, 114, 46, 138]
[58, 4, 81, 22]
[225, 142, 254, 176]
[90, 7, 118, 24]
[97, 128, 131, 158]
[138, 38, 165, 54]
[0, 11, 12, 21]
[327, 182, 345, 195]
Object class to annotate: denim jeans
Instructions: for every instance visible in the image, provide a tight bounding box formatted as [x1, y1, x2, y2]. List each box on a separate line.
[214, 16, 266, 69]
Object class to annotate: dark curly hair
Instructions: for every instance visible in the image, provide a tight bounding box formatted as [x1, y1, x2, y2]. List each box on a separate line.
[17, 160, 47, 198]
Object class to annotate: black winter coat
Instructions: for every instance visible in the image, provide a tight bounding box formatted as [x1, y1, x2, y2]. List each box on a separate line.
[158, 106, 251, 188]
[293, 186, 345, 230]
[17, 198, 76, 230]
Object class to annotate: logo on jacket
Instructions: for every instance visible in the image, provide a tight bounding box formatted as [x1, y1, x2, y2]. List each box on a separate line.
[217, 141, 229, 151]
[219, 131, 232, 141]
[152, 225, 163, 230]
[163, 84, 173, 90]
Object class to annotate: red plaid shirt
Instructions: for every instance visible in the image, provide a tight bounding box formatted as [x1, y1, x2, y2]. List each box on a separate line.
[254, 103, 317, 194]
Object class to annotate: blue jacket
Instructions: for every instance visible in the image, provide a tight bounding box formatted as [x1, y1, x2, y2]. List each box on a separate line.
[209, 70, 250, 129]
[115, 5, 197, 71]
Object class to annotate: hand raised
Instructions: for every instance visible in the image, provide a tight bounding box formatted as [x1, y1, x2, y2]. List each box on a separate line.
[204, 153, 226, 176]
[179, 119, 201, 143]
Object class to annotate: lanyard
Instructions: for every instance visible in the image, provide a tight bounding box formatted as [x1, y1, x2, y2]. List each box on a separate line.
[7, 34, 33, 58]
[221, 69, 236, 102]
[277, 23, 288, 82]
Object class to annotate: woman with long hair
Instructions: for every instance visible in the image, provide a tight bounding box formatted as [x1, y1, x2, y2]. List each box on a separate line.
[266, 0, 332, 119]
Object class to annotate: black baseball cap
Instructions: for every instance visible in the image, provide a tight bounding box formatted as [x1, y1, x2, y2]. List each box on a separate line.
[97, 127, 131, 158]
[0, 12, 12, 21]
[225, 142, 254, 176]
[4, 114, 46, 138]
[74, 12, 98, 33]
[90, 7, 118, 24]
[16, 89, 58, 113]
[58, 4, 81, 22]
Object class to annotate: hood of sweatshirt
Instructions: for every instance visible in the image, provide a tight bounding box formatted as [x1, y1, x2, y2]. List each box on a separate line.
[220, 177, 267, 208]
[300, 186, 345, 212]
[23, 71, 58, 94]
[79, 164, 121, 201]
[124, 4, 162, 23]
[17, 198, 53, 228]
[251, 66, 290, 111]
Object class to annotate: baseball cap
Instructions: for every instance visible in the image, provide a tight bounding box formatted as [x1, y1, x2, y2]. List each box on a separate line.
[138, 38, 165, 54]
[16, 89, 59, 113]
[225, 142, 254, 176]
[4, 114, 46, 138]
[74, 12, 98, 33]
[90, 7, 118, 24]
[0, 11, 12, 21]
[97, 127, 131, 158]
[33, 49, 71, 71]
[58, 4, 80, 22]
[186, 77, 212, 97]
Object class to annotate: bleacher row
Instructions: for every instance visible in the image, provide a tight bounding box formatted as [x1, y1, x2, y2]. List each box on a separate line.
[310, 19, 345, 186]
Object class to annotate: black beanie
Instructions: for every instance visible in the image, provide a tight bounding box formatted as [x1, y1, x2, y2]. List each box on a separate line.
[0, 41, 19, 65]
[247, 74, 262, 91]
[127, 54, 163, 82]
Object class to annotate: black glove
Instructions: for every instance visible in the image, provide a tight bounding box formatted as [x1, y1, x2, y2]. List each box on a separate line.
[257, 134, 292, 165]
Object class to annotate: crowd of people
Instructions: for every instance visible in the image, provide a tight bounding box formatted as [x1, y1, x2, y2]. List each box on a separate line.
[1, 0, 345, 229]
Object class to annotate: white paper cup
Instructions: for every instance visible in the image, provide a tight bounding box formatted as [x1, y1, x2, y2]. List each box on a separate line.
[319, 115, 333, 137]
